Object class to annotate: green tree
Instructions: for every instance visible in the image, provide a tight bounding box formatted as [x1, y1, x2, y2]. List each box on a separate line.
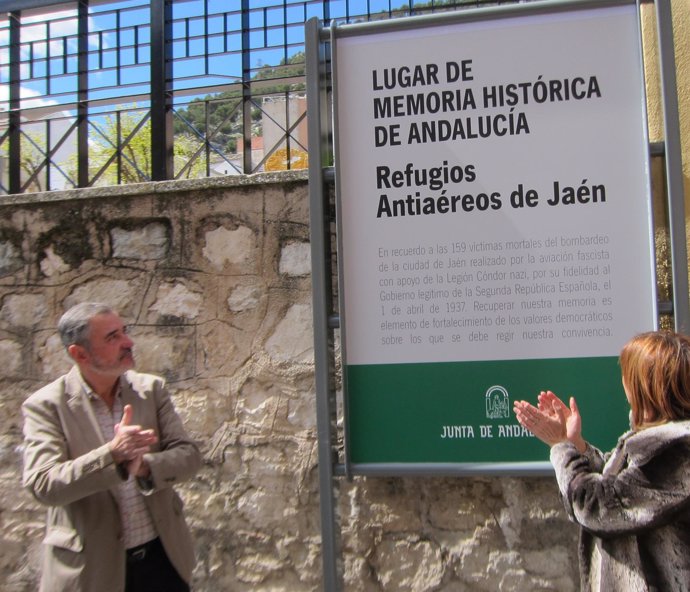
[174, 51, 307, 151]
[68, 109, 206, 185]
[89, 111, 151, 184]
[0, 130, 57, 193]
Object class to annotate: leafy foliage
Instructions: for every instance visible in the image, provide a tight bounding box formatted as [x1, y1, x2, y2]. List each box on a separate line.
[65, 109, 207, 185]
[174, 51, 307, 154]
[0, 131, 57, 192]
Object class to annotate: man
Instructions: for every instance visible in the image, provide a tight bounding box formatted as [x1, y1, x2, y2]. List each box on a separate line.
[22, 302, 202, 592]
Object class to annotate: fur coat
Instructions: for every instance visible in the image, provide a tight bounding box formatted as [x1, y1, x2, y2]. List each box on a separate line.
[550, 421, 690, 592]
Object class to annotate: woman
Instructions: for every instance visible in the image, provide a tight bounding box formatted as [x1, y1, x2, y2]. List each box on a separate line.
[514, 331, 690, 592]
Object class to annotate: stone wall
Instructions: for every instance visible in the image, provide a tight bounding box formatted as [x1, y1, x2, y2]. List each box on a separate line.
[0, 173, 579, 591]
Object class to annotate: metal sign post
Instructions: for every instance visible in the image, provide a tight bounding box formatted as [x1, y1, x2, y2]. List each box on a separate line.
[307, 1, 686, 588]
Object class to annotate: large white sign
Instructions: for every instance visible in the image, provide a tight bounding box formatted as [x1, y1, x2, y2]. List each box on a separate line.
[335, 4, 656, 367]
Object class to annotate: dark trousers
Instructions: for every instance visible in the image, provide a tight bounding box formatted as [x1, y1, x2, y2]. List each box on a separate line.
[125, 538, 190, 592]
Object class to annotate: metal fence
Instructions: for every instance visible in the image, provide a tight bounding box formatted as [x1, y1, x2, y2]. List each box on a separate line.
[0, 0, 511, 194]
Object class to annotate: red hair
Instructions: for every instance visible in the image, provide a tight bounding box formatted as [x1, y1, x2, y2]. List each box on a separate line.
[620, 331, 690, 429]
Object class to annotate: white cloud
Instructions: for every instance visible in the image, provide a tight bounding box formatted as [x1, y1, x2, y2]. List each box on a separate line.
[19, 9, 105, 55]
[20, 9, 78, 33]
[0, 85, 59, 114]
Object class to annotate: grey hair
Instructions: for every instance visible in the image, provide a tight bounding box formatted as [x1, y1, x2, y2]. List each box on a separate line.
[57, 302, 114, 349]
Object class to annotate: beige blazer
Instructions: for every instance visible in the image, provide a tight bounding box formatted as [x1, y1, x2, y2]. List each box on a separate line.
[22, 367, 202, 592]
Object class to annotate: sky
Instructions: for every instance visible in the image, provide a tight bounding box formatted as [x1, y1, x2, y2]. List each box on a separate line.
[0, 0, 399, 115]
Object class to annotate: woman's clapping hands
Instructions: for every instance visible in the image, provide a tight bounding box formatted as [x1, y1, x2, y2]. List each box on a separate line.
[513, 390, 586, 452]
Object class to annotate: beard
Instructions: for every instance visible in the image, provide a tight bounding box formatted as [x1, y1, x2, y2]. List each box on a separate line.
[89, 348, 135, 375]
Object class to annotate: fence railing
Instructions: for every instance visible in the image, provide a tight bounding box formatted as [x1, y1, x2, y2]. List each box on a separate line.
[0, 0, 512, 194]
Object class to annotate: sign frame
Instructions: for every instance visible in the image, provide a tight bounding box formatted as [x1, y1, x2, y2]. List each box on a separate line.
[307, 1, 688, 589]
[330, 2, 657, 475]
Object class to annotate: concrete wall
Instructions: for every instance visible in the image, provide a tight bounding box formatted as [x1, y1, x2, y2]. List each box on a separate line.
[0, 172, 582, 591]
[643, 0, 690, 199]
